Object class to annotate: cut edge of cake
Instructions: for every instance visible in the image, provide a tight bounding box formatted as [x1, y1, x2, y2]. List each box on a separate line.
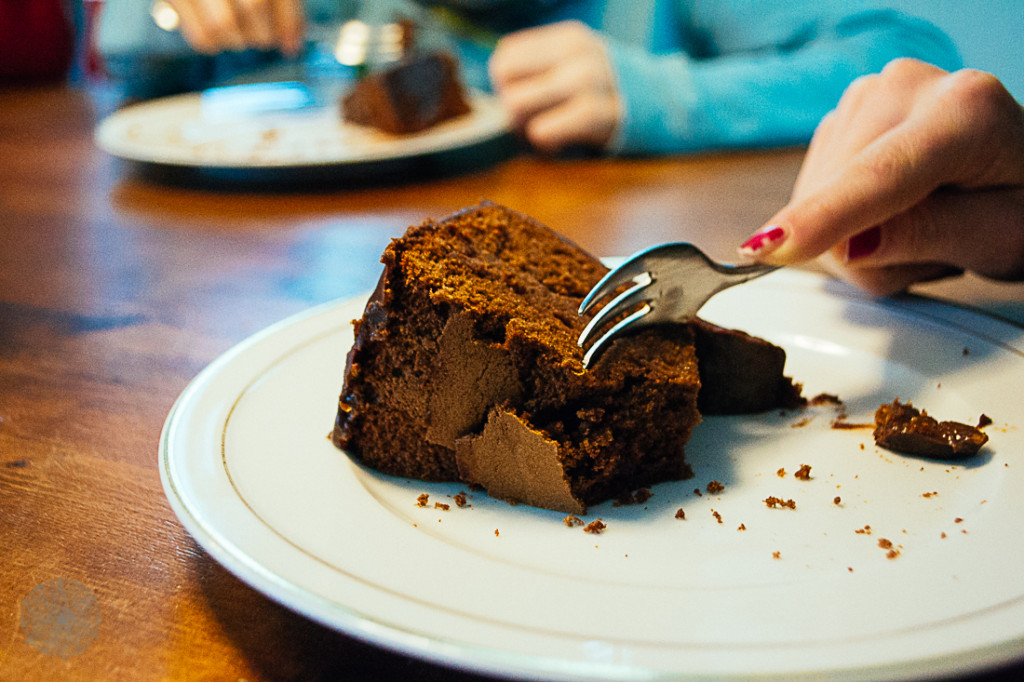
[332, 201, 802, 513]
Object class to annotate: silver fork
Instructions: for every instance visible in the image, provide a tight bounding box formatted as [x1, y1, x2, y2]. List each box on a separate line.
[577, 243, 779, 368]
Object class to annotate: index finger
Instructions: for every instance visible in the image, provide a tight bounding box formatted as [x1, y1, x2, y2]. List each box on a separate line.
[270, 0, 305, 56]
[750, 116, 965, 264]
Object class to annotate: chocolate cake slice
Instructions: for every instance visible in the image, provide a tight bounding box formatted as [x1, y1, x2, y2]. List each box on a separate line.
[332, 202, 802, 513]
[342, 50, 471, 135]
[692, 319, 805, 414]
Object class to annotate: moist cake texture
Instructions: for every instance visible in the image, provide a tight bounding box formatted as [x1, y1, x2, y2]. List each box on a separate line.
[332, 202, 801, 513]
[692, 319, 805, 414]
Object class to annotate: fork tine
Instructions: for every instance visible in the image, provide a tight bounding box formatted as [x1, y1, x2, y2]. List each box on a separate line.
[577, 241, 782, 369]
[581, 305, 651, 369]
[577, 277, 653, 350]
[578, 251, 657, 316]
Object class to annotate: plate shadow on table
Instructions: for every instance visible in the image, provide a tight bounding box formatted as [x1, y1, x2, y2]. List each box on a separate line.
[118, 134, 519, 194]
[192, 540, 497, 681]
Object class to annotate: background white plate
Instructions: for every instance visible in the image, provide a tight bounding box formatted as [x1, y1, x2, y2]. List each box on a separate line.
[95, 87, 509, 169]
[160, 270, 1024, 680]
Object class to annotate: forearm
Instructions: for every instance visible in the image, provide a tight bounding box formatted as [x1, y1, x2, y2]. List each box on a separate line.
[608, 9, 961, 155]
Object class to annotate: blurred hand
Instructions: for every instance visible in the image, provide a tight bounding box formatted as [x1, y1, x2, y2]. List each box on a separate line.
[162, 0, 305, 56]
[738, 59, 1024, 296]
[488, 21, 621, 154]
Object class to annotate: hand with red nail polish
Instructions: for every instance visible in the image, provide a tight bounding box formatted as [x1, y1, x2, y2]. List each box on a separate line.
[740, 59, 1024, 296]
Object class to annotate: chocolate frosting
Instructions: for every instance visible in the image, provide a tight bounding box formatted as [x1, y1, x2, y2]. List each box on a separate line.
[332, 202, 802, 512]
[873, 400, 988, 459]
[455, 407, 584, 514]
[426, 312, 523, 448]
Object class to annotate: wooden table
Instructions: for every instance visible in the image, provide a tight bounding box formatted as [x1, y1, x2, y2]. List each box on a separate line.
[3, 84, 1023, 681]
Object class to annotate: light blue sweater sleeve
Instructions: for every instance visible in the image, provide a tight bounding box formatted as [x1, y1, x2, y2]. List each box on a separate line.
[606, 5, 962, 155]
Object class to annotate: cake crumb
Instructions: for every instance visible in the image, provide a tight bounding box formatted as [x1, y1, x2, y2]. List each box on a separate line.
[855, 525, 872, 535]
[922, 491, 939, 498]
[563, 515, 583, 527]
[810, 393, 843, 406]
[772, 551, 782, 559]
[711, 509, 723, 524]
[693, 488, 702, 497]
[848, 567, 854, 572]
[831, 417, 873, 430]
[737, 523, 747, 531]
[794, 464, 812, 480]
[764, 496, 796, 509]
[674, 508, 686, 520]
[416, 493, 429, 507]
[873, 399, 988, 458]
[777, 467, 786, 478]
[584, 519, 606, 534]
[434, 502, 450, 511]
[453, 492, 469, 507]
[955, 517, 964, 524]
[706, 480, 724, 494]
[494, 529, 500, 537]
[833, 496, 842, 505]
[878, 538, 901, 558]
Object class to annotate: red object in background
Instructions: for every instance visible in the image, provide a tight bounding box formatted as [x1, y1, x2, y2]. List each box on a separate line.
[82, 0, 106, 80]
[0, 0, 76, 83]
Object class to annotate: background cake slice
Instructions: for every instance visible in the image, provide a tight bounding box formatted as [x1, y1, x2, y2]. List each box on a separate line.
[332, 202, 801, 513]
[341, 50, 471, 135]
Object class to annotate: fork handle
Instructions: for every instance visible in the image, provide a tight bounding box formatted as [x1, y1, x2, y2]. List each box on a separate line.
[716, 262, 780, 281]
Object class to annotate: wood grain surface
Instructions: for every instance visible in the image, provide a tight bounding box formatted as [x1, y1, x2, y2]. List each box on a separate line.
[2, 83, 1021, 681]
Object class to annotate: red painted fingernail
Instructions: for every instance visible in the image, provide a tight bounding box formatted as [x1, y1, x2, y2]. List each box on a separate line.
[847, 226, 881, 260]
[738, 225, 787, 257]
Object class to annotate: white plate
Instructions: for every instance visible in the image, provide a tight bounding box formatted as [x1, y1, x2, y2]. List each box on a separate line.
[159, 269, 1024, 680]
[95, 86, 509, 168]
